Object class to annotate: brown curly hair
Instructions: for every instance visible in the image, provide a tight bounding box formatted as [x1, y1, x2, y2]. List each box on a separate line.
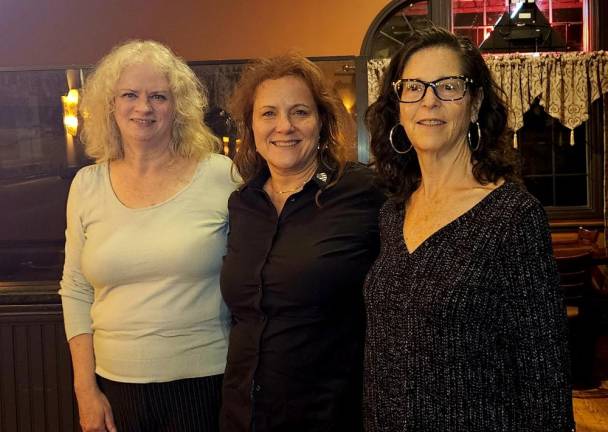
[366, 25, 520, 202]
[228, 53, 350, 186]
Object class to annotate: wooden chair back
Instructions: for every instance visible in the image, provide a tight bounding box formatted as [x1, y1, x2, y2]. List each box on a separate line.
[554, 250, 593, 307]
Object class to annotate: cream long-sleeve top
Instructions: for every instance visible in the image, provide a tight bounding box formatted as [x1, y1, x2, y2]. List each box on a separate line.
[59, 153, 237, 383]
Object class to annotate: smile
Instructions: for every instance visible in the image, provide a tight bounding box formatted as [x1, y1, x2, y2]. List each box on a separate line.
[270, 140, 300, 147]
[417, 119, 445, 126]
[131, 119, 155, 125]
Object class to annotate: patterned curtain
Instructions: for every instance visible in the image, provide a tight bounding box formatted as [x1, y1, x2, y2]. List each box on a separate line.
[484, 52, 608, 147]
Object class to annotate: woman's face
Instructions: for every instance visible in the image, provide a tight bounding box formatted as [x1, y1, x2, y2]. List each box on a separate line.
[252, 76, 321, 176]
[398, 46, 480, 157]
[113, 62, 174, 147]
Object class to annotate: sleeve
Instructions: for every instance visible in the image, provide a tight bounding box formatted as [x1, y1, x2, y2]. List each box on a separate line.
[500, 200, 575, 430]
[58, 172, 94, 340]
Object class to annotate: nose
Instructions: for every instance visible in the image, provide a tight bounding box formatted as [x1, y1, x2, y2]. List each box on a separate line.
[135, 96, 153, 112]
[420, 84, 440, 107]
[275, 113, 295, 132]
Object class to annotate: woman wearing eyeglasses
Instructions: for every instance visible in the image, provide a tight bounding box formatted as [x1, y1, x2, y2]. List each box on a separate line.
[363, 25, 574, 431]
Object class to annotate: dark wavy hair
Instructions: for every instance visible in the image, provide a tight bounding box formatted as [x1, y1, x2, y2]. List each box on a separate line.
[366, 25, 520, 202]
[229, 53, 349, 187]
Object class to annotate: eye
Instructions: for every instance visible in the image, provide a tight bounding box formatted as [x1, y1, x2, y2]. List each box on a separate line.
[261, 110, 275, 118]
[121, 92, 137, 99]
[150, 94, 168, 101]
[292, 109, 310, 117]
[438, 79, 464, 92]
[404, 82, 423, 92]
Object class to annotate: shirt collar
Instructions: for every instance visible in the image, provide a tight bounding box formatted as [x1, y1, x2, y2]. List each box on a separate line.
[242, 163, 337, 193]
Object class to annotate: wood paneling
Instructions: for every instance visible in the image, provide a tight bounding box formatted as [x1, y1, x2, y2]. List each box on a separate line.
[0, 286, 78, 432]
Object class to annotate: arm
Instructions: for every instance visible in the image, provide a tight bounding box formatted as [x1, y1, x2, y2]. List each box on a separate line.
[69, 334, 116, 432]
[500, 201, 574, 430]
[59, 173, 116, 432]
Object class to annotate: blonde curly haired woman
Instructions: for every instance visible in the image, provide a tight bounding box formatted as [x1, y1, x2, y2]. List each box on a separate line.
[59, 40, 237, 432]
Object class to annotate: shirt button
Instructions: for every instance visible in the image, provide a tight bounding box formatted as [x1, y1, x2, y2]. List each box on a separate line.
[260, 315, 266, 322]
[290, 197, 296, 202]
[255, 384, 261, 392]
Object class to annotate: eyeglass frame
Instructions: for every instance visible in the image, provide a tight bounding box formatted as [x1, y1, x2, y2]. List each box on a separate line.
[392, 76, 475, 103]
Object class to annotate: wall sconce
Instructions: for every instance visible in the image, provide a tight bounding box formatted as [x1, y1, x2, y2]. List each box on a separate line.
[222, 136, 230, 156]
[62, 88, 79, 136]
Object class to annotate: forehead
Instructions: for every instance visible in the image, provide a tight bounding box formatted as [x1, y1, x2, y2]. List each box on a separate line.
[401, 46, 464, 80]
[117, 62, 170, 88]
[253, 75, 315, 106]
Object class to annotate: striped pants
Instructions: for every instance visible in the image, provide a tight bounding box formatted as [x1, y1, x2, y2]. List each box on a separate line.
[96, 374, 223, 432]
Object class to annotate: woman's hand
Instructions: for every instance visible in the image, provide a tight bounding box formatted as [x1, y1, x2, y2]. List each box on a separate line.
[75, 385, 117, 432]
[67, 334, 117, 432]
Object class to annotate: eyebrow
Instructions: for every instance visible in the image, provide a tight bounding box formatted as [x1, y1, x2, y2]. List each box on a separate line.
[117, 88, 170, 93]
[400, 75, 464, 82]
[256, 103, 312, 110]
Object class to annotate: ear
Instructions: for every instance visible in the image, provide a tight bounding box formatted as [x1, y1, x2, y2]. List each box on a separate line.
[470, 87, 484, 123]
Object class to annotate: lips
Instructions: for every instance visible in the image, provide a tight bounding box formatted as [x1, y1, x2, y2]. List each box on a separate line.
[417, 119, 445, 126]
[270, 139, 300, 147]
[131, 118, 155, 125]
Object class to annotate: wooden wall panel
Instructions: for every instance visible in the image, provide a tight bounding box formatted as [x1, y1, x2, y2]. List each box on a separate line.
[0, 307, 78, 432]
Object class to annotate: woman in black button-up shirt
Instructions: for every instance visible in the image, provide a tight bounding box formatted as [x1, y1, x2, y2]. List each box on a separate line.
[219, 54, 385, 432]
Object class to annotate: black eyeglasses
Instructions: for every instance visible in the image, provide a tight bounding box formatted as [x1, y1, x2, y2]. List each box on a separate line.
[392, 76, 474, 103]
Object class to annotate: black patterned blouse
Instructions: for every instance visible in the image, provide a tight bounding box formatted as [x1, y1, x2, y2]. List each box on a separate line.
[363, 182, 575, 432]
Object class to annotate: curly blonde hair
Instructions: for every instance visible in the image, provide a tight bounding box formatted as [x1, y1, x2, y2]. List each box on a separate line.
[80, 39, 219, 162]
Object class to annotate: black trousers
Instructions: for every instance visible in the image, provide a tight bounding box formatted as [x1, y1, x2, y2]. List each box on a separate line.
[96, 374, 223, 432]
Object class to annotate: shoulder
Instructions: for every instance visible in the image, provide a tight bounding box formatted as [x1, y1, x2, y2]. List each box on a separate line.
[193, 154, 240, 204]
[379, 196, 403, 220]
[70, 163, 106, 193]
[339, 161, 374, 183]
[328, 162, 387, 206]
[493, 183, 551, 250]
[199, 154, 240, 184]
[73, 162, 106, 181]
[200, 153, 233, 175]
[335, 162, 385, 195]
[492, 182, 547, 225]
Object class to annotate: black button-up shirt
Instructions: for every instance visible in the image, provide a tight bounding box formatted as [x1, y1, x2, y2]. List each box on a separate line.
[220, 163, 385, 432]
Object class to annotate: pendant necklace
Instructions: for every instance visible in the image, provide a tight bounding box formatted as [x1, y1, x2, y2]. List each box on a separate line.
[270, 170, 316, 195]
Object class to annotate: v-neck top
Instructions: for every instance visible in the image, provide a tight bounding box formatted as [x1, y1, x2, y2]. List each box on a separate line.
[59, 153, 237, 383]
[402, 184, 506, 255]
[106, 158, 202, 210]
[363, 182, 574, 431]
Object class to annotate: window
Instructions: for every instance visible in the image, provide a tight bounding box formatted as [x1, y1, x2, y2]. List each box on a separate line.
[452, 0, 586, 51]
[518, 99, 603, 220]
[519, 101, 588, 207]
[449, 0, 598, 220]
[365, 0, 430, 59]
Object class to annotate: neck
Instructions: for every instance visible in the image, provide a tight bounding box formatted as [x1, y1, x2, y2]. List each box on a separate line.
[268, 162, 318, 195]
[416, 139, 475, 198]
[120, 140, 177, 174]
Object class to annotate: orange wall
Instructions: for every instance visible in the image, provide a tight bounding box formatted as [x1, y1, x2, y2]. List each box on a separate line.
[1, 0, 388, 68]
